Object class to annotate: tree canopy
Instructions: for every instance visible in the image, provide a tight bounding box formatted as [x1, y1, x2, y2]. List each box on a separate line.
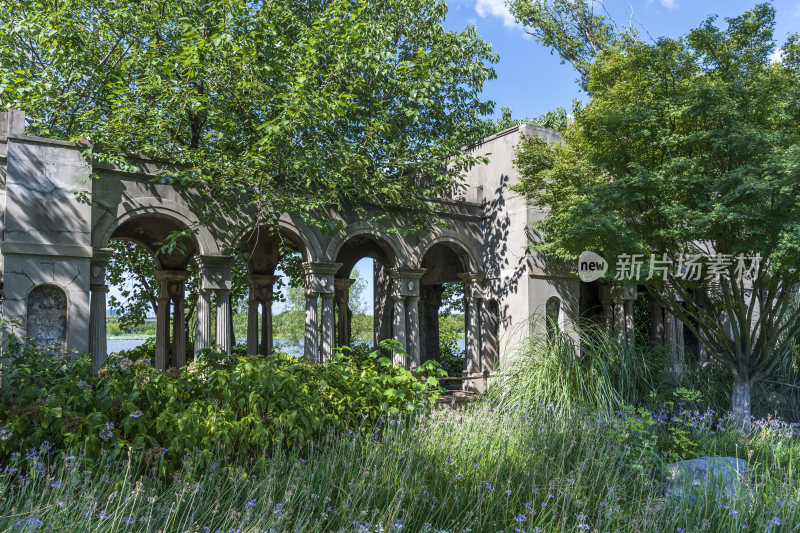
[0, 0, 497, 229]
[512, 2, 800, 423]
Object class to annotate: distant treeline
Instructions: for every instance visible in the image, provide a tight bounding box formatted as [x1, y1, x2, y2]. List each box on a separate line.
[108, 313, 465, 341]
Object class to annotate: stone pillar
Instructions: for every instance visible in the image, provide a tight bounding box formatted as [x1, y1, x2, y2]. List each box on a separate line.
[215, 289, 232, 355]
[459, 273, 485, 376]
[335, 278, 354, 347]
[195, 289, 212, 356]
[612, 285, 636, 349]
[320, 293, 335, 360]
[304, 291, 319, 362]
[391, 294, 407, 365]
[197, 255, 234, 355]
[247, 274, 277, 355]
[172, 295, 186, 367]
[89, 249, 112, 373]
[261, 295, 273, 355]
[302, 262, 342, 362]
[155, 270, 189, 368]
[390, 268, 425, 367]
[155, 295, 171, 371]
[406, 296, 420, 367]
[246, 296, 259, 355]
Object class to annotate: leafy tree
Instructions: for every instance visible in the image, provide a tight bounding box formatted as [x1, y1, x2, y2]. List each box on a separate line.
[0, 0, 497, 229]
[512, 3, 800, 424]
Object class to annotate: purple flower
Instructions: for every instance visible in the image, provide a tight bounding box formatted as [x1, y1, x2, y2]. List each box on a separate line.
[514, 513, 527, 522]
[245, 498, 256, 509]
[770, 516, 781, 526]
[452, 474, 463, 481]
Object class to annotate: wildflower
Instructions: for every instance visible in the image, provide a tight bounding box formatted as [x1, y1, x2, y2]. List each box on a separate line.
[507, 489, 512, 495]
[97, 510, 110, 520]
[392, 519, 405, 531]
[122, 517, 134, 525]
[452, 474, 463, 481]
[77, 380, 92, 391]
[245, 498, 256, 509]
[273, 503, 283, 515]
[485, 482, 493, 491]
[770, 516, 781, 526]
[541, 502, 547, 509]
[50, 481, 64, 488]
[0, 426, 12, 441]
[129, 410, 143, 419]
[776, 498, 783, 506]
[57, 501, 64, 508]
[514, 513, 527, 522]
[578, 525, 590, 531]
[99, 422, 114, 441]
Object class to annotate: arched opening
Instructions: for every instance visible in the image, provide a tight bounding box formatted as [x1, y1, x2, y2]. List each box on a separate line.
[102, 213, 201, 369]
[419, 242, 473, 379]
[236, 225, 311, 357]
[332, 233, 398, 350]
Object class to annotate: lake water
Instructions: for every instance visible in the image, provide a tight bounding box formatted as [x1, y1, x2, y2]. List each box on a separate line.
[107, 338, 465, 357]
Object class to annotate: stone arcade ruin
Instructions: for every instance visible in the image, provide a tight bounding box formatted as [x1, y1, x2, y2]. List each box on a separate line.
[0, 110, 687, 386]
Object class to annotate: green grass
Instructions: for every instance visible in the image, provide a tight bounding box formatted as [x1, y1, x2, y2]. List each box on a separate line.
[5, 326, 800, 532]
[3, 402, 799, 532]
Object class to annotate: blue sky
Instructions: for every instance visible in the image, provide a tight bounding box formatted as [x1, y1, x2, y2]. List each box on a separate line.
[445, 0, 800, 120]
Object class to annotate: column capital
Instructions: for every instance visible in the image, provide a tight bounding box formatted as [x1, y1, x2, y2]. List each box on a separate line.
[247, 274, 278, 301]
[391, 268, 426, 298]
[302, 261, 342, 295]
[197, 255, 234, 291]
[612, 284, 638, 301]
[90, 283, 109, 293]
[459, 272, 487, 301]
[155, 269, 190, 299]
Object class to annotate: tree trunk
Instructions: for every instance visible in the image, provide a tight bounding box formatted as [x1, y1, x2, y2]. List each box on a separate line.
[731, 377, 752, 428]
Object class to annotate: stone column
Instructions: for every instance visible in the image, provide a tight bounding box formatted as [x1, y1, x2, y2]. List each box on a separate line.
[302, 262, 342, 362]
[247, 274, 277, 355]
[195, 289, 212, 356]
[459, 273, 485, 376]
[155, 295, 171, 371]
[406, 296, 420, 368]
[320, 293, 335, 360]
[390, 268, 426, 367]
[304, 291, 319, 362]
[172, 295, 186, 367]
[155, 270, 189, 368]
[215, 289, 232, 355]
[261, 294, 273, 355]
[334, 278, 354, 347]
[246, 296, 259, 355]
[391, 294, 407, 365]
[196, 255, 234, 356]
[89, 249, 112, 373]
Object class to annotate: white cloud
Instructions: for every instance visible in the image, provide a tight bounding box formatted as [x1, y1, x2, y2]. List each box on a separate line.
[769, 48, 784, 64]
[660, 0, 678, 9]
[475, 0, 521, 29]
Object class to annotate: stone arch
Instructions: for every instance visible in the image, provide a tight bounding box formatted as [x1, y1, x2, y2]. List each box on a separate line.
[26, 284, 68, 346]
[415, 230, 481, 272]
[233, 214, 323, 272]
[324, 223, 408, 269]
[92, 197, 218, 256]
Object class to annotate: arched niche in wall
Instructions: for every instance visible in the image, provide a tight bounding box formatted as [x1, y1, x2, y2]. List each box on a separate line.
[545, 296, 561, 342]
[27, 284, 68, 346]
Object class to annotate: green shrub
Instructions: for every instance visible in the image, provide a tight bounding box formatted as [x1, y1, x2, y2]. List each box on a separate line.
[438, 327, 465, 377]
[0, 339, 443, 475]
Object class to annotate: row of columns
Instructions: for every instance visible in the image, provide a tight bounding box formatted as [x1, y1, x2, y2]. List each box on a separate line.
[88, 250, 490, 376]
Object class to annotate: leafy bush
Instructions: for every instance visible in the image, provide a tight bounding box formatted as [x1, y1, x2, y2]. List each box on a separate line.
[0, 339, 443, 475]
